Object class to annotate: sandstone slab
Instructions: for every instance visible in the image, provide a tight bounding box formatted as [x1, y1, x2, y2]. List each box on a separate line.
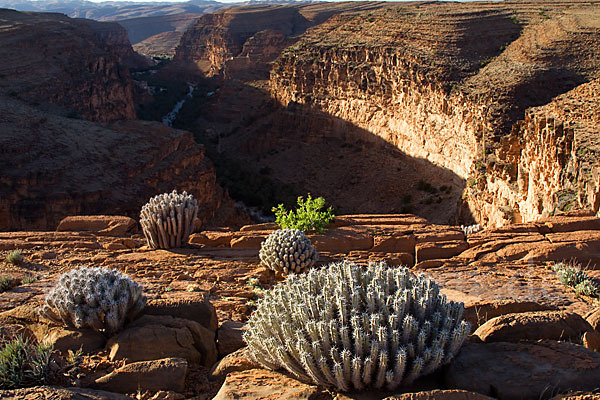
[213, 368, 326, 400]
[309, 227, 374, 252]
[230, 234, 268, 249]
[415, 240, 468, 263]
[446, 341, 600, 399]
[108, 315, 217, 367]
[95, 357, 187, 393]
[210, 347, 261, 378]
[584, 308, 600, 331]
[145, 295, 218, 332]
[474, 311, 593, 342]
[56, 216, 136, 236]
[189, 231, 234, 247]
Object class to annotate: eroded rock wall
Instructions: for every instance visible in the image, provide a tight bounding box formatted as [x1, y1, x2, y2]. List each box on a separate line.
[269, 4, 600, 226]
[0, 96, 243, 231]
[0, 9, 138, 122]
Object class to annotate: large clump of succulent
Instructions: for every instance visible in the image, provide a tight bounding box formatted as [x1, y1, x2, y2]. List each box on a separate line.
[40, 267, 146, 336]
[244, 260, 470, 392]
[259, 229, 318, 274]
[140, 190, 199, 249]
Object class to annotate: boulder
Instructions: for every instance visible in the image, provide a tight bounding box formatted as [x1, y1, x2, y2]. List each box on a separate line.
[107, 315, 217, 367]
[189, 231, 235, 247]
[460, 299, 554, 328]
[582, 330, 600, 352]
[217, 320, 246, 356]
[309, 227, 374, 252]
[445, 341, 600, 399]
[213, 368, 327, 400]
[56, 216, 136, 236]
[145, 295, 218, 332]
[584, 308, 600, 331]
[474, 311, 593, 342]
[415, 240, 468, 263]
[210, 347, 261, 378]
[94, 358, 187, 393]
[230, 234, 268, 249]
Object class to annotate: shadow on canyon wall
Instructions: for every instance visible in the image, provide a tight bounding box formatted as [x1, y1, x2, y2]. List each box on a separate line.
[165, 77, 474, 226]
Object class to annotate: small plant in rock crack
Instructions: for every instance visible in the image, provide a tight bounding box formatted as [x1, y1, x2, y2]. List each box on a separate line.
[5, 250, 24, 267]
[0, 336, 53, 389]
[272, 195, 335, 234]
[0, 276, 12, 293]
[552, 261, 599, 297]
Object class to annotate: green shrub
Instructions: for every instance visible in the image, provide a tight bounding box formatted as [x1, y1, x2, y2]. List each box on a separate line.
[0, 336, 53, 389]
[0, 276, 12, 292]
[5, 250, 24, 267]
[272, 195, 334, 233]
[244, 260, 470, 392]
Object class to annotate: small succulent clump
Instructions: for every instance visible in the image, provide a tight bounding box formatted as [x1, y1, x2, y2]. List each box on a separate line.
[259, 229, 318, 274]
[0, 336, 53, 389]
[140, 190, 199, 249]
[5, 250, 24, 267]
[552, 261, 599, 297]
[40, 267, 146, 336]
[244, 260, 470, 392]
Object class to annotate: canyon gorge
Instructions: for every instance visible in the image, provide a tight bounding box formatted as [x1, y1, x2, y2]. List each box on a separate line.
[1, 0, 599, 231]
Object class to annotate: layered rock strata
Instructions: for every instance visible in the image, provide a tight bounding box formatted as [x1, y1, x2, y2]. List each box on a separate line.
[0, 96, 241, 231]
[0, 9, 141, 122]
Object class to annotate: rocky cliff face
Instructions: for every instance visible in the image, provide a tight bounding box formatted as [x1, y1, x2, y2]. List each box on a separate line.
[172, 2, 384, 79]
[269, 2, 600, 226]
[0, 96, 244, 231]
[469, 78, 600, 225]
[0, 9, 141, 122]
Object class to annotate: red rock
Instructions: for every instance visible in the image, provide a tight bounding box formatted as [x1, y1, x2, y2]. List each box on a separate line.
[212, 368, 326, 400]
[543, 216, 600, 233]
[108, 315, 217, 367]
[445, 341, 600, 399]
[217, 320, 246, 356]
[368, 252, 414, 267]
[189, 231, 235, 247]
[372, 234, 416, 253]
[210, 347, 260, 378]
[585, 308, 600, 331]
[57, 216, 137, 236]
[94, 358, 187, 393]
[415, 240, 468, 263]
[230, 234, 269, 249]
[145, 295, 218, 332]
[41, 326, 106, 354]
[384, 390, 495, 400]
[583, 330, 600, 352]
[309, 226, 374, 252]
[239, 223, 277, 232]
[474, 311, 593, 342]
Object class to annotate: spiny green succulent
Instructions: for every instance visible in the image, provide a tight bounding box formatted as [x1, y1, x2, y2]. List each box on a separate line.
[40, 267, 146, 336]
[259, 229, 318, 274]
[140, 190, 198, 249]
[244, 260, 470, 392]
[552, 261, 598, 297]
[0, 335, 53, 389]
